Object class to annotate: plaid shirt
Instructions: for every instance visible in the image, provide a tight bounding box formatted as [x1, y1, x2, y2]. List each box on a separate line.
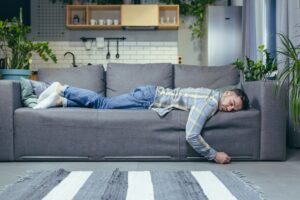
[150, 86, 220, 160]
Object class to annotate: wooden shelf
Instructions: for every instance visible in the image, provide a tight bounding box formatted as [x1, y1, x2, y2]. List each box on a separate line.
[67, 25, 122, 30]
[158, 24, 179, 30]
[159, 5, 179, 27]
[66, 4, 179, 30]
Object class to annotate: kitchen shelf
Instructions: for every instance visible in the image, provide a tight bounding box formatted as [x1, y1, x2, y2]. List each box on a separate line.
[66, 4, 179, 30]
[66, 5, 88, 25]
[158, 5, 179, 29]
[67, 25, 122, 29]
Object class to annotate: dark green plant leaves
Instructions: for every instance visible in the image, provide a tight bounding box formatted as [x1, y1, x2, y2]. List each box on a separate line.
[277, 33, 300, 125]
[160, 0, 214, 38]
[0, 9, 57, 69]
[234, 45, 277, 81]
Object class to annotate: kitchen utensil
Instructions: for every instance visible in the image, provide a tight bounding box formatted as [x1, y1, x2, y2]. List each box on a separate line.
[96, 37, 105, 49]
[106, 40, 110, 59]
[116, 40, 120, 59]
[84, 40, 92, 50]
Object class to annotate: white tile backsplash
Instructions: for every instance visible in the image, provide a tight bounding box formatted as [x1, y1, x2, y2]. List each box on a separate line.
[30, 40, 178, 69]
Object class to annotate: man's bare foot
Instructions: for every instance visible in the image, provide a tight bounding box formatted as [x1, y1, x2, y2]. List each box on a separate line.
[214, 152, 231, 164]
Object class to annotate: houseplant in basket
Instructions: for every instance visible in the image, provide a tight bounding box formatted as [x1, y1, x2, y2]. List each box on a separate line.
[0, 8, 57, 80]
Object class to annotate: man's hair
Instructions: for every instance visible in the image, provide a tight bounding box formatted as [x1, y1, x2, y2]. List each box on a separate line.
[230, 89, 250, 110]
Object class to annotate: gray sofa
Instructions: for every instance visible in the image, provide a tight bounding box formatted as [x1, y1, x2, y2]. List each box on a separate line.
[0, 63, 287, 161]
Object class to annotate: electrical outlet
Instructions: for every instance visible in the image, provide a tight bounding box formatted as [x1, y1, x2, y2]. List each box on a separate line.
[178, 56, 182, 64]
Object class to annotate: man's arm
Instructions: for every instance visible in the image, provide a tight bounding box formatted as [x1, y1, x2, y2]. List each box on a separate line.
[185, 102, 231, 164]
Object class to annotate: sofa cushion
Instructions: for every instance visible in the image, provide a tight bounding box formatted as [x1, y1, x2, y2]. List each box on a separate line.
[106, 63, 173, 97]
[215, 83, 242, 94]
[14, 107, 260, 160]
[174, 65, 240, 89]
[14, 108, 181, 160]
[177, 108, 260, 159]
[30, 80, 50, 97]
[38, 65, 105, 95]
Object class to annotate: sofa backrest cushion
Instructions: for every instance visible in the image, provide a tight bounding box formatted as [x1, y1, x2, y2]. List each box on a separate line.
[38, 65, 105, 95]
[106, 63, 173, 97]
[174, 64, 240, 89]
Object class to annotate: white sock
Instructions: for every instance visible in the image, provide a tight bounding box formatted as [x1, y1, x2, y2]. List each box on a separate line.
[33, 93, 60, 109]
[38, 82, 60, 103]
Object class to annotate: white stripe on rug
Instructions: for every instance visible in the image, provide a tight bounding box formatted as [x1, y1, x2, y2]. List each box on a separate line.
[191, 171, 237, 200]
[42, 171, 92, 200]
[126, 171, 154, 200]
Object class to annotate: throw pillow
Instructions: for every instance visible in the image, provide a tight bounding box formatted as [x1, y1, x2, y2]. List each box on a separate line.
[19, 77, 38, 108]
[30, 80, 50, 97]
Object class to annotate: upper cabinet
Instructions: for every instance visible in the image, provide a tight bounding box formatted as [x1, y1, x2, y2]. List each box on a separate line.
[158, 5, 179, 30]
[66, 4, 179, 30]
[121, 5, 158, 27]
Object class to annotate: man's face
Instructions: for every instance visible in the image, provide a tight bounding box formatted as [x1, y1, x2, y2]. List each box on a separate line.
[219, 91, 243, 112]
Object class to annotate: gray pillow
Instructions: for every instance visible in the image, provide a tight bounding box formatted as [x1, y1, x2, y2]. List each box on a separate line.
[175, 64, 240, 89]
[216, 83, 242, 94]
[30, 80, 50, 97]
[106, 63, 173, 97]
[19, 77, 38, 108]
[38, 65, 105, 95]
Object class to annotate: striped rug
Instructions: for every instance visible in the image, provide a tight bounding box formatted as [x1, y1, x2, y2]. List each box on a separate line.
[0, 169, 263, 200]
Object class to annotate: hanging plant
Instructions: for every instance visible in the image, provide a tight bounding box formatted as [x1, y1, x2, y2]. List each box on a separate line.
[160, 0, 215, 38]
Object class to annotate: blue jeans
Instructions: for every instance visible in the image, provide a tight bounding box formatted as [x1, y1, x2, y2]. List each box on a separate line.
[63, 85, 157, 109]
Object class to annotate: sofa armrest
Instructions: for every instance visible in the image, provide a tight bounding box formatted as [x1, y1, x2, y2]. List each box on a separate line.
[242, 80, 288, 160]
[0, 80, 22, 160]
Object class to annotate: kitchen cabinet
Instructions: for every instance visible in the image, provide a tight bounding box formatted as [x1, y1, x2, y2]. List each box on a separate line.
[158, 5, 179, 30]
[66, 4, 179, 30]
[66, 5, 122, 29]
[121, 5, 158, 27]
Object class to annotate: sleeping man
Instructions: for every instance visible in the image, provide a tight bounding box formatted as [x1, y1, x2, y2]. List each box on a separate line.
[34, 82, 249, 164]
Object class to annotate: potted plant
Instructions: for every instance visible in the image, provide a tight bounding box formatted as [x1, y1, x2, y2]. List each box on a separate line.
[234, 44, 277, 81]
[0, 8, 57, 80]
[277, 33, 300, 125]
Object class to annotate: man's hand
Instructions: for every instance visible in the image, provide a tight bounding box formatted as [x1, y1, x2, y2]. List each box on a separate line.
[214, 152, 231, 164]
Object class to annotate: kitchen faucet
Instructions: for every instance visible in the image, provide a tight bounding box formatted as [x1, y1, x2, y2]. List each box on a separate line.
[64, 52, 78, 67]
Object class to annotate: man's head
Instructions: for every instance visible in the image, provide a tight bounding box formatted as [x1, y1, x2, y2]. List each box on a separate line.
[219, 89, 249, 112]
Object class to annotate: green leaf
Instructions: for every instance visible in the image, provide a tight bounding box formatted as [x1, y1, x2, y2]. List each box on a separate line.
[277, 33, 300, 125]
